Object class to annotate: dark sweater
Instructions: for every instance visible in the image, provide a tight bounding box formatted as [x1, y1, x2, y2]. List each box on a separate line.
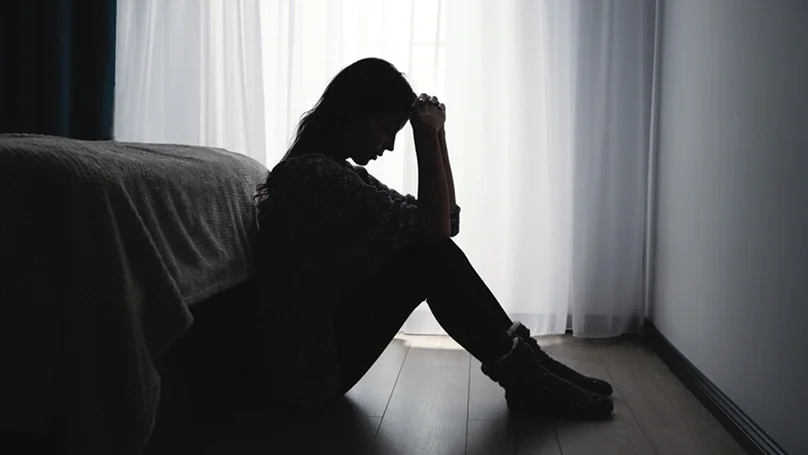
[252, 153, 460, 409]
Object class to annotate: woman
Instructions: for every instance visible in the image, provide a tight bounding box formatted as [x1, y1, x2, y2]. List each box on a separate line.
[251, 58, 614, 419]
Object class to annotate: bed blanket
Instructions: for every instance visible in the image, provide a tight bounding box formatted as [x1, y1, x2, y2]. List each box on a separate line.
[0, 134, 267, 455]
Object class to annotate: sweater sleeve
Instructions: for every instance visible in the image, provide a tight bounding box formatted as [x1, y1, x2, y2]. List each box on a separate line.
[354, 165, 461, 237]
[262, 155, 463, 286]
[315, 161, 426, 250]
[281, 157, 454, 282]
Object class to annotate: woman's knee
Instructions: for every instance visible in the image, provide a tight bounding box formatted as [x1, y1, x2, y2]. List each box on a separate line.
[375, 239, 467, 298]
[406, 238, 464, 269]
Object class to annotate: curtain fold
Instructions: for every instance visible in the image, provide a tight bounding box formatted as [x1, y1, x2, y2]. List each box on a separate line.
[114, 0, 267, 163]
[0, 0, 117, 140]
[565, 0, 656, 335]
[115, 0, 657, 338]
[437, 0, 656, 337]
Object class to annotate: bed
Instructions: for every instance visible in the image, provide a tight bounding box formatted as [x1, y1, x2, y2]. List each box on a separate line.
[0, 134, 268, 455]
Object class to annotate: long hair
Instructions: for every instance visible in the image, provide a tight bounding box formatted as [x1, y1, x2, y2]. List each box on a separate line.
[255, 58, 416, 204]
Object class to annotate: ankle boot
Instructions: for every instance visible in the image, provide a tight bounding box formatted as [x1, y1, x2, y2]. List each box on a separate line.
[481, 337, 613, 420]
[508, 322, 614, 397]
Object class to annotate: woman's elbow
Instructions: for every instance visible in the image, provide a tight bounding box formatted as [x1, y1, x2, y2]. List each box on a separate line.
[425, 221, 452, 241]
[450, 218, 460, 237]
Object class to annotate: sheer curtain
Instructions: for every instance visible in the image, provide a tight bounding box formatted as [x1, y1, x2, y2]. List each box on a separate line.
[115, 0, 657, 338]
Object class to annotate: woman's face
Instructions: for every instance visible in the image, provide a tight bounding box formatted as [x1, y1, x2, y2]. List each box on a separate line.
[347, 111, 409, 165]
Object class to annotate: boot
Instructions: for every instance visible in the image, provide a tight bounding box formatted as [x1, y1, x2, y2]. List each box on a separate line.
[508, 322, 614, 397]
[481, 337, 613, 420]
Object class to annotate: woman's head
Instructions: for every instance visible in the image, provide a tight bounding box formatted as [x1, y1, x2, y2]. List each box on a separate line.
[285, 58, 417, 165]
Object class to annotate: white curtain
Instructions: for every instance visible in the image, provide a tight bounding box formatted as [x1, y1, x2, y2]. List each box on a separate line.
[115, 0, 657, 338]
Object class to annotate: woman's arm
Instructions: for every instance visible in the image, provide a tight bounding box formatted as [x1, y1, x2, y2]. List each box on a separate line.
[438, 128, 456, 208]
[413, 126, 452, 239]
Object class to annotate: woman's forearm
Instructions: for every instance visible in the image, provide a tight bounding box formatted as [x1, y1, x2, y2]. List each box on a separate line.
[414, 128, 452, 238]
[438, 128, 456, 208]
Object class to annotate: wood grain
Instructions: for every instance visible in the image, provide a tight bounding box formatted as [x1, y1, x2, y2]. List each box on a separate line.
[206, 400, 381, 455]
[644, 426, 712, 455]
[468, 357, 510, 421]
[371, 363, 469, 455]
[592, 338, 716, 427]
[345, 336, 410, 417]
[555, 398, 656, 455]
[404, 335, 470, 369]
[204, 335, 746, 455]
[696, 423, 748, 455]
[644, 424, 747, 455]
[466, 418, 562, 455]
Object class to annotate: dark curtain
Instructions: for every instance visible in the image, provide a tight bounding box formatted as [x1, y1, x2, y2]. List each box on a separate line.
[0, 0, 117, 140]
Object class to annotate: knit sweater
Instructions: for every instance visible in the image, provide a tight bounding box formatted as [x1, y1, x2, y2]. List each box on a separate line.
[251, 153, 460, 410]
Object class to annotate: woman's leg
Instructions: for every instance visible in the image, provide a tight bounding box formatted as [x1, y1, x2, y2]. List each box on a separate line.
[332, 265, 422, 395]
[333, 239, 613, 419]
[333, 239, 515, 393]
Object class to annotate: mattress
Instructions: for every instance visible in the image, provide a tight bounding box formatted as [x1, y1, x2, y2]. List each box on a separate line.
[0, 134, 268, 455]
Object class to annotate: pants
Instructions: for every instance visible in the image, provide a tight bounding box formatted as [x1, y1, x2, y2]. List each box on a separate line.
[334, 239, 515, 394]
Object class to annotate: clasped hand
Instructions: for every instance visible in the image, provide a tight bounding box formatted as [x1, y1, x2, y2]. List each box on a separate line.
[410, 93, 446, 133]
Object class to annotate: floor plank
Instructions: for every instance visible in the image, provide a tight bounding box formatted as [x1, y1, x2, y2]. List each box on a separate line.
[206, 400, 380, 455]
[468, 357, 510, 421]
[510, 418, 564, 455]
[404, 335, 470, 369]
[633, 424, 748, 455]
[345, 336, 410, 417]
[466, 418, 562, 455]
[555, 398, 656, 455]
[644, 426, 712, 455]
[371, 364, 469, 455]
[592, 338, 716, 427]
[695, 423, 748, 455]
[465, 419, 515, 455]
[205, 335, 747, 455]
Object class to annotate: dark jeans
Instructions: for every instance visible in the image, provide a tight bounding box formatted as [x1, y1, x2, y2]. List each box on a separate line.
[334, 239, 515, 394]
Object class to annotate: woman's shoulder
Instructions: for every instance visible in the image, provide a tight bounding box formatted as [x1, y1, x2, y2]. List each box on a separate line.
[271, 153, 352, 179]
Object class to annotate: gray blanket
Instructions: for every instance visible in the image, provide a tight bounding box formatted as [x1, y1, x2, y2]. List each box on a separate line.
[0, 134, 267, 454]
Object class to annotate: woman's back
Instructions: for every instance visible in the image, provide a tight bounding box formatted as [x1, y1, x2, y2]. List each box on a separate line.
[250, 150, 429, 410]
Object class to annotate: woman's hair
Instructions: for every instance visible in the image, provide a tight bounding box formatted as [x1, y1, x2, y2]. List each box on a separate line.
[255, 58, 416, 204]
[285, 57, 416, 160]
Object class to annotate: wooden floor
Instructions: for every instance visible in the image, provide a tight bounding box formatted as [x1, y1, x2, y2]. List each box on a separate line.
[206, 335, 747, 455]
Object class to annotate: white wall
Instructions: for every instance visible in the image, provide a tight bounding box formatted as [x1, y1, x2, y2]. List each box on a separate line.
[652, 1, 808, 454]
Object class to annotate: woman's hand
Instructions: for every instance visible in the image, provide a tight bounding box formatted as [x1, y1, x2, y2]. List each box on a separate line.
[410, 93, 446, 134]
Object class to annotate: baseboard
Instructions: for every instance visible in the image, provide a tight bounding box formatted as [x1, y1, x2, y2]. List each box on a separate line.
[641, 319, 788, 455]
